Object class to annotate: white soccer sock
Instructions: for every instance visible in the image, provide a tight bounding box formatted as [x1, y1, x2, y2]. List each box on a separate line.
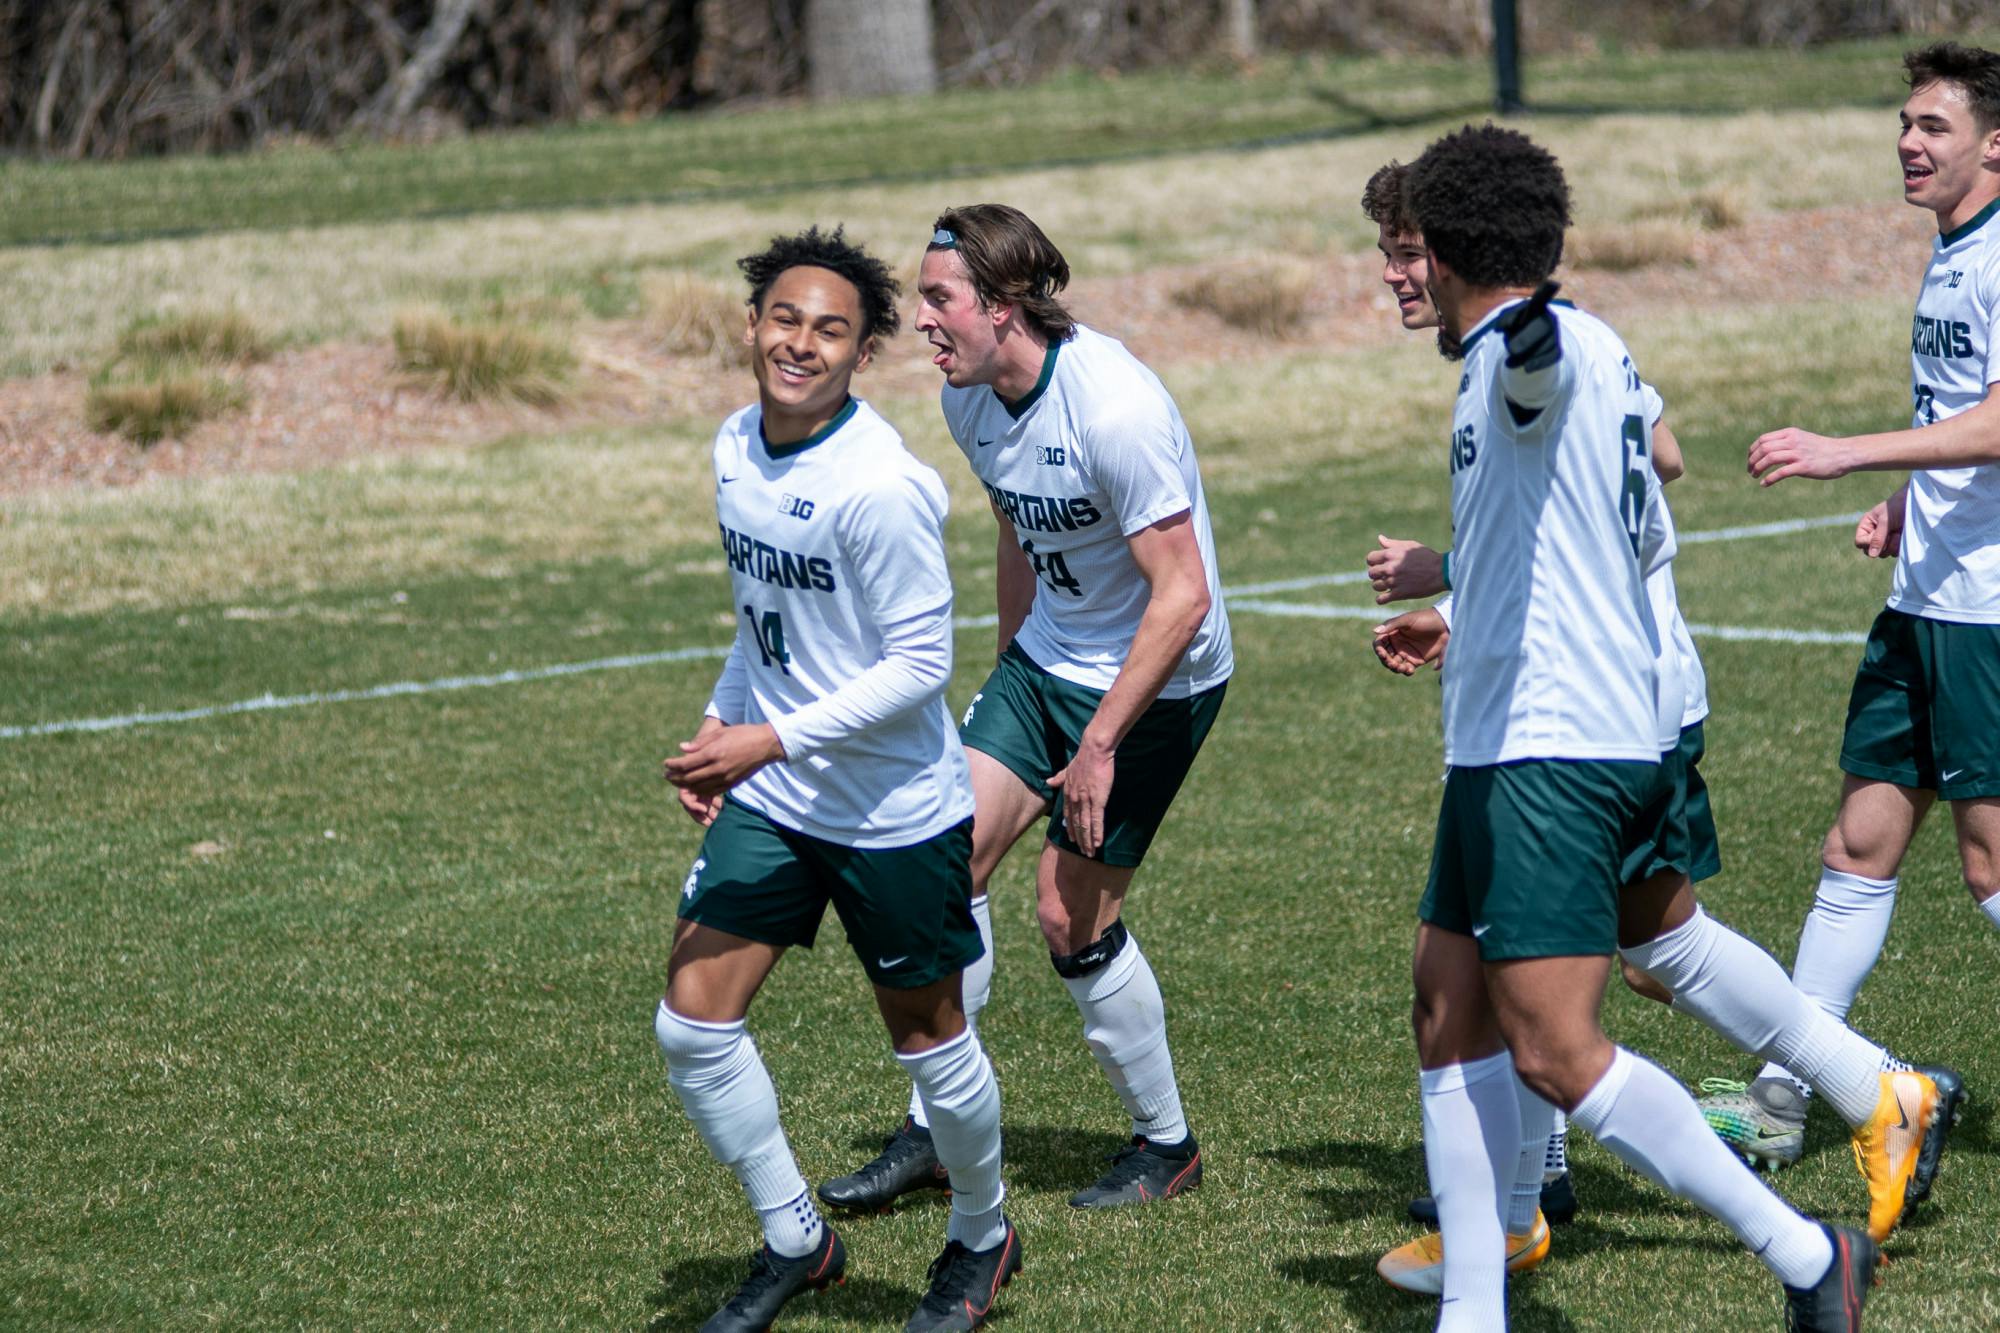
[1755, 867, 1898, 1092]
[1545, 1110, 1569, 1179]
[910, 894, 994, 1129]
[1060, 929, 1189, 1146]
[1511, 1077, 1558, 1233]
[655, 1002, 820, 1257]
[1421, 1051, 1517, 1333]
[897, 1027, 1007, 1252]
[1623, 908, 1883, 1127]
[1981, 893, 2000, 930]
[1569, 1047, 1832, 1290]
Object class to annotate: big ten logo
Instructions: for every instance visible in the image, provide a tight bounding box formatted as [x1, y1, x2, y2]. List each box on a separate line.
[1034, 444, 1067, 467]
[1450, 424, 1479, 474]
[779, 493, 816, 520]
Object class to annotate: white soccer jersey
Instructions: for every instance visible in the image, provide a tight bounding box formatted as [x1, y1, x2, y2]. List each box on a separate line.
[1892, 197, 2000, 623]
[1441, 302, 1661, 767]
[940, 326, 1234, 696]
[704, 398, 973, 848]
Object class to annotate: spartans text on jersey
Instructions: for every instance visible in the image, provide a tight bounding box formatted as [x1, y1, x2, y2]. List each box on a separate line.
[719, 524, 835, 592]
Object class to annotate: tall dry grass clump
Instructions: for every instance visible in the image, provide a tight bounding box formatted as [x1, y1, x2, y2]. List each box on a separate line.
[1566, 220, 1700, 272]
[1172, 257, 1319, 338]
[85, 307, 268, 445]
[391, 308, 575, 405]
[642, 271, 746, 361]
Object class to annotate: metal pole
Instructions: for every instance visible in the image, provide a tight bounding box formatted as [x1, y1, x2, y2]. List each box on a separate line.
[1493, 0, 1523, 114]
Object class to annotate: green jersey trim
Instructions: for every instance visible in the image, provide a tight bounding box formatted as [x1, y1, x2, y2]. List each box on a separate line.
[1001, 338, 1063, 419]
[761, 396, 857, 458]
[1940, 195, 2000, 248]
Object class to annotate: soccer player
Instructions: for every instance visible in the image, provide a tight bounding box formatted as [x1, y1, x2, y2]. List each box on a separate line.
[1358, 163, 1952, 1292]
[1707, 40, 1997, 1171]
[1396, 125, 1873, 1332]
[820, 203, 1232, 1212]
[654, 226, 1019, 1333]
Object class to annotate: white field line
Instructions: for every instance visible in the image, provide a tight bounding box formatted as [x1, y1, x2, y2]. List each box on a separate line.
[0, 510, 1872, 741]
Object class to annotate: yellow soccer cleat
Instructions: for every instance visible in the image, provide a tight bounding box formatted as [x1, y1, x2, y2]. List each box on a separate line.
[1851, 1069, 1940, 1242]
[1375, 1211, 1551, 1295]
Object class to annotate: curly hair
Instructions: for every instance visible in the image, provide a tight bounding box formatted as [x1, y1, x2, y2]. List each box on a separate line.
[737, 224, 901, 342]
[929, 204, 1075, 343]
[1360, 160, 1417, 237]
[1405, 124, 1570, 290]
[1905, 42, 2000, 135]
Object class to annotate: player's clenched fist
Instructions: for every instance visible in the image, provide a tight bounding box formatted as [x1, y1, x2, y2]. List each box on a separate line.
[1367, 535, 1447, 605]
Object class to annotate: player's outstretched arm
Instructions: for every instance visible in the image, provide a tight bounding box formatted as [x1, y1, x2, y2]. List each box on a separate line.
[1048, 509, 1208, 858]
[1372, 606, 1449, 676]
[1367, 535, 1447, 604]
[1854, 483, 1910, 558]
[1750, 390, 2000, 484]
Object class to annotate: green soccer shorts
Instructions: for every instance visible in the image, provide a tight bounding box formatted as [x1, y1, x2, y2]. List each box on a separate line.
[677, 796, 981, 990]
[1621, 721, 1723, 887]
[1840, 607, 2000, 801]
[1419, 757, 1668, 962]
[958, 643, 1226, 868]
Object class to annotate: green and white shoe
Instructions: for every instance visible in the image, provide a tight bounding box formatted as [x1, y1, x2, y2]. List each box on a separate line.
[1697, 1076, 1805, 1170]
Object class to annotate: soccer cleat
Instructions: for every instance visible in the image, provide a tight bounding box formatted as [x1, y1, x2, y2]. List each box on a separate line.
[1697, 1076, 1805, 1170]
[1068, 1134, 1202, 1208]
[817, 1118, 949, 1212]
[1904, 1063, 1966, 1209]
[1851, 1068, 1938, 1242]
[699, 1227, 846, 1333]
[1407, 1170, 1575, 1227]
[1376, 1210, 1551, 1295]
[1782, 1223, 1878, 1333]
[902, 1218, 1022, 1332]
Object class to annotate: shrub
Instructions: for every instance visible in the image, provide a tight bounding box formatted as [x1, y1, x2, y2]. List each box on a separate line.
[391, 309, 574, 405]
[641, 271, 746, 361]
[117, 307, 271, 365]
[85, 363, 241, 445]
[1172, 257, 1318, 338]
[1566, 221, 1699, 272]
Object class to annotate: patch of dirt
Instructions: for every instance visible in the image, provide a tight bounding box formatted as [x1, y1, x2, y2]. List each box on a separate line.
[0, 202, 1936, 498]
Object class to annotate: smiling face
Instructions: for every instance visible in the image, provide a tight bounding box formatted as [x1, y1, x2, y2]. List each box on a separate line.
[1378, 223, 1437, 331]
[1899, 78, 2000, 228]
[745, 265, 871, 438]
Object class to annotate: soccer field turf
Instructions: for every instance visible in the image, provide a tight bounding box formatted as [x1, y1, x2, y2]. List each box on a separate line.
[7, 304, 1998, 1330]
[10, 35, 2000, 1326]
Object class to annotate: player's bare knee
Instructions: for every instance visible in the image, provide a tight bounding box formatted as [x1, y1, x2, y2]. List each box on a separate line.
[1619, 956, 1675, 1006]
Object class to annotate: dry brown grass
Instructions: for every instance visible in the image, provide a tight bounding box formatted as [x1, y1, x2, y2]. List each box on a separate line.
[1632, 184, 1748, 232]
[116, 307, 272, 365]
[391, 308, 574, 405]
[84, 369, 242, 445]
[1566, 220, 1701, 272]
[641, 271, 747, 361]
[1172, 256, 1319, 338]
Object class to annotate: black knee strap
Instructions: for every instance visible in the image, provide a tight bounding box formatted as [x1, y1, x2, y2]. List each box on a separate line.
[1050, 919, 1129, 979]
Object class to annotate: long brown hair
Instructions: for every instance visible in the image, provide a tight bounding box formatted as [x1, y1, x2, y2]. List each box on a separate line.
[929, 204, 1076, 343]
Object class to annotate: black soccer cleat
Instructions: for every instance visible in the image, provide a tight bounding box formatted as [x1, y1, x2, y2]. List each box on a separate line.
[903, 1218, 1022, 1332]
[1905, 1063, 1967, 1210]
[817, 1118, 949, 1212]
[700, 1226, 846, 1333]
[1407, 1169, 1576, 1228]
[1782, 1223, 1877, 1333]
[1068, 1134, 1202, 1209]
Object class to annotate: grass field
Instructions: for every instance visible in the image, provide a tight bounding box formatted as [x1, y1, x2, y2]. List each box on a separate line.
[7, 36, 2000, 1333]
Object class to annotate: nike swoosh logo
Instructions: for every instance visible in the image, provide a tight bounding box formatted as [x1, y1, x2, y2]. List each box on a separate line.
[1471, 922, 1491, 938]
[719, 475, 739, 484]
[1942, 768, 1965, 782]
[878, 955, 909, 968]
[1895, 1101, 1910, 1131]
[976, 439, 995, 448]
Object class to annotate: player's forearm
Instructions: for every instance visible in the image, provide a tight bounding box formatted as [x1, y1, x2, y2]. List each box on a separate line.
[994, 531, 1036, 653]
[766, 606, 953, 758]
[1080, 580, 1208, 753]
[703, 643, 750, 724]
[1651, 420, 1685, 484]
[1845, 399, 2000, 470]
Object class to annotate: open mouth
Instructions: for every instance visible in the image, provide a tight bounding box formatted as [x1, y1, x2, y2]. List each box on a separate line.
[1904, 162, 1934, 187]
[774, 359, 815, 385]
[928, 341, 953, 368]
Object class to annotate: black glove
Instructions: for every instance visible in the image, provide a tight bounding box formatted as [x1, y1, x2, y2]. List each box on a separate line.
[1499, 280, 1562, 372]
